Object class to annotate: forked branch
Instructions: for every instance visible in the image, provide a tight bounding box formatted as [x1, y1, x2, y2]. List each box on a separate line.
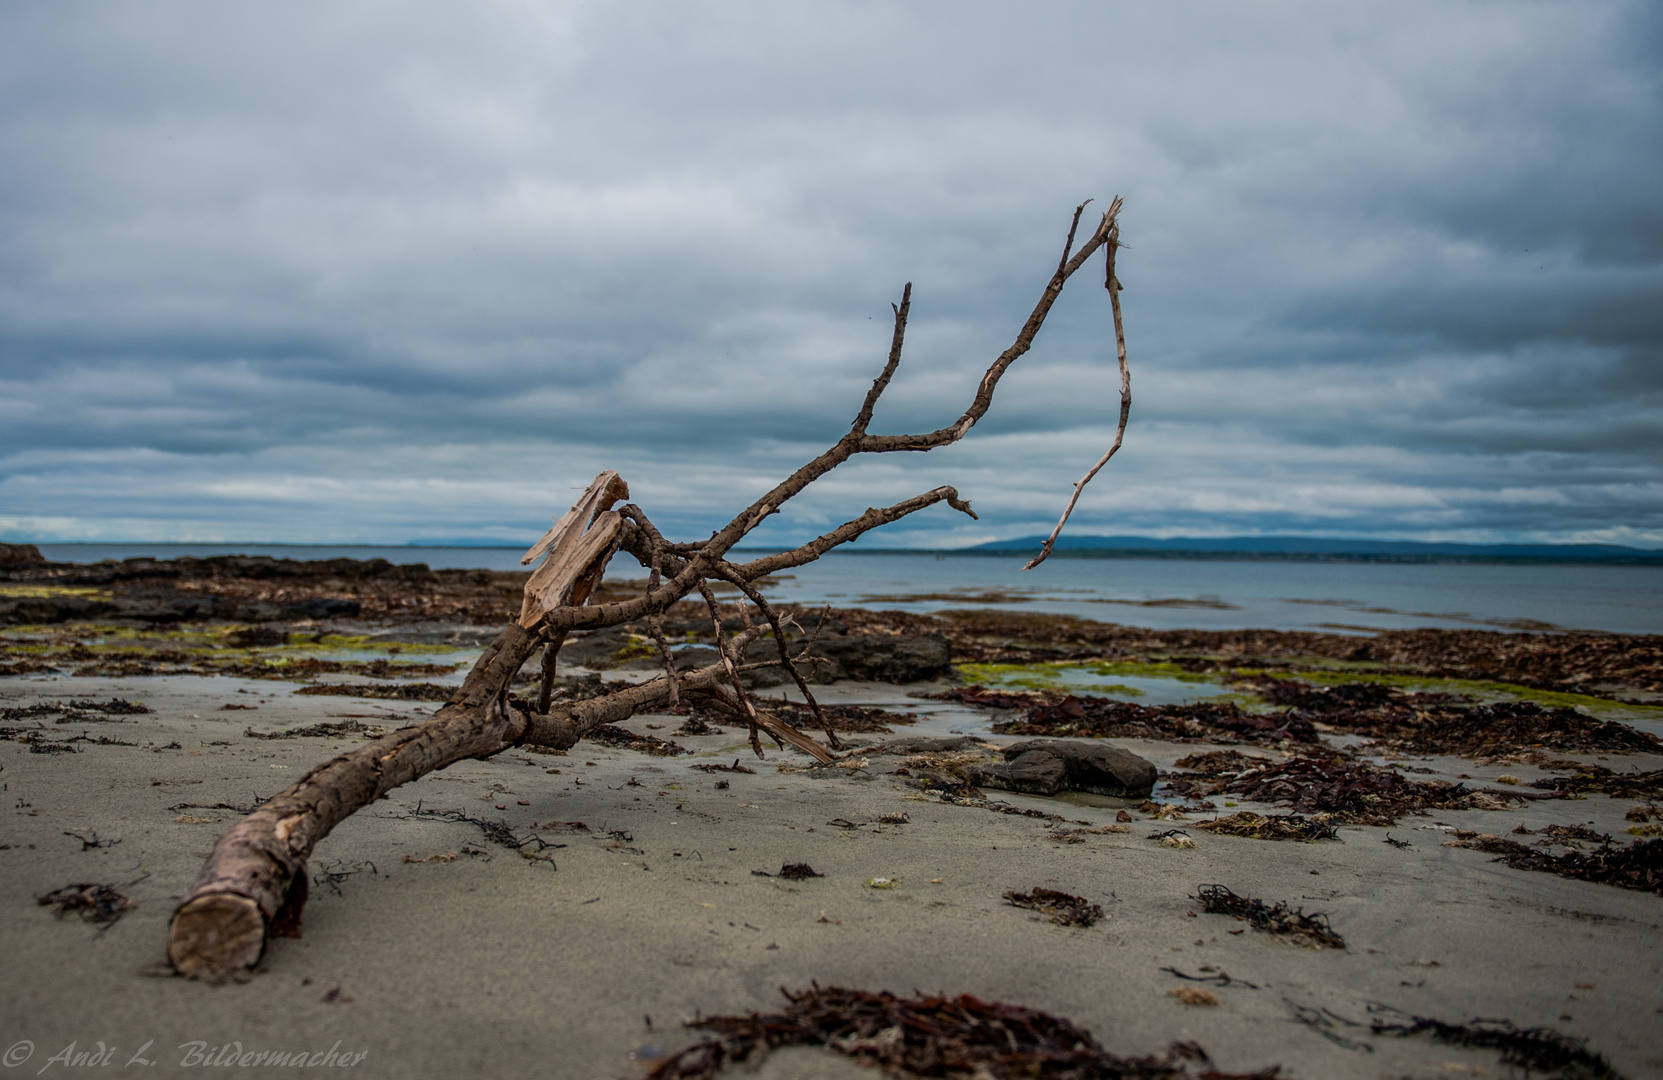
[166, 200, 1130, 980]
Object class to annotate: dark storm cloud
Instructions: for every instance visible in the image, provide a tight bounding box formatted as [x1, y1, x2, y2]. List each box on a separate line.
[0, 1, 1659, 546]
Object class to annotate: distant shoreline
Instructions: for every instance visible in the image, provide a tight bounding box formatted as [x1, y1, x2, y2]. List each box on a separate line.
[16, 540, 1663, 568]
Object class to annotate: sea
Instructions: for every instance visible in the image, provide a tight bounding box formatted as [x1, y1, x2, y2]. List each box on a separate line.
[34, 543, 1663, 636]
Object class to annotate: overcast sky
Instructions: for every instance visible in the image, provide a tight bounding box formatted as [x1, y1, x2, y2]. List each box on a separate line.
[1, 2, 1659, 549]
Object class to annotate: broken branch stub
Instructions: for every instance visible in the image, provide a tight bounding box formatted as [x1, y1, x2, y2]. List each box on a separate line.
[166, 200, 1131, 979]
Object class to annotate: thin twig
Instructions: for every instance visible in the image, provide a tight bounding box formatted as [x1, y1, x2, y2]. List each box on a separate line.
[644, 545, 682, 712]
[851, 283, 911, 435]
[713, 564, 840, 750]
[1023, 198, 1129, 571]
[698, 581, 767, 757]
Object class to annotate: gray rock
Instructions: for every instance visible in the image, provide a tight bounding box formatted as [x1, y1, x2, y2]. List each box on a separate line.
[1000, 739, 1157, 798]
[971, 749, 1069, 795]
[803, 633, 951, 683]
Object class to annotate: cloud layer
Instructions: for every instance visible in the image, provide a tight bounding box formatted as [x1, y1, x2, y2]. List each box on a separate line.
[2, 2, 1659, 548]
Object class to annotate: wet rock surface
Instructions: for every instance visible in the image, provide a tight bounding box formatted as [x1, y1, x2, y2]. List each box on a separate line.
[974, 739, 1157, 798]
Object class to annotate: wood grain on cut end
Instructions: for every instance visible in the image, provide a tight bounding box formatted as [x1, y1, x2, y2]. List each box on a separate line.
[168, 893, 266, 981]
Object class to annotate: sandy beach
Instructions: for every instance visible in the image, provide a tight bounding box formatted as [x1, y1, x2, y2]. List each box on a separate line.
[4, 655, 1662, 1079]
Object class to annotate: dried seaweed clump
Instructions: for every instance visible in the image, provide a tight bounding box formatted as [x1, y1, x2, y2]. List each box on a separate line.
[244, 719, 385, 740]
[584, 724, 689, 756]
[1444, 835, 1663, 896]
[0, 698, 152, 723]
[769, 702, 920, 733]
[1367, 1004, 1623, 1080]
[1192, 812, 1338, 843]
[1195, 884, 1344, 949]
[946, 690, 1317, 746]
[1165, 755, 1518, 826]
[646, 985, 1281, 1080]
[1003, 887, 1103, 927]
[294, 682, 455, 702]
[1380, 700, 1660, 758]
[1530, 766, 1663, 802]
[37, 882, 137, 926]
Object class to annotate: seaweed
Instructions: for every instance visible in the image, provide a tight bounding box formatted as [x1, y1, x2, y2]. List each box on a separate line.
[0, 698, 150, 724]
[778, 863, 824, 880]
[767, 702, 920, 733]
[244, 719, 385, 740]
[1166, 755, 1519, 826]
[586, 724, 689, 756]
[1365, 1003, 1623, 1079]
[37, 882, 136, 926]
[937, 689, 1318, 746]
[645, 985, 1282, 1079]
[293, 682, 455, 701]
[1192, 812, 1339, 842]
[1530, 767, 1663, 801]
[1194, 884, 1344, 949]
[1444, 835, 1663, 895]
[1003, 887, 1103, 927]
[690, 759, 756, 774]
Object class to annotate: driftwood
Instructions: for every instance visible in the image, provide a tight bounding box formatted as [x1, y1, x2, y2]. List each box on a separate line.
[166, 199, 1130, 980]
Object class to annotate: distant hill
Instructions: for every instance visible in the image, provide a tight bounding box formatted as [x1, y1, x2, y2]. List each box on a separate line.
[957, 535, 1663, 564]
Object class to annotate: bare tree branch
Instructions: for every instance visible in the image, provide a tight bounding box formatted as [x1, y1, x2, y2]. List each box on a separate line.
[1023, 197, 1130, 570]
[166, 200, 1129, 980]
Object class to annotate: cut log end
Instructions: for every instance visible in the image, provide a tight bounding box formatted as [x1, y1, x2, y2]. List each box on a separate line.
[168, 893, 267, 981]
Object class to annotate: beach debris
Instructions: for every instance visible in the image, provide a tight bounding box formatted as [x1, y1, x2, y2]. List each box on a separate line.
[865, 877, 900, 889]
[37, 882, 137, 926]
[63, 830, 120, 850]
[876, 812, 910, 824]
[294, 681, 456, 701]
[673, 715, 723, 736]
[402, 851, 459, 863]
[1625, 803, 1659, 822]
[1003, 887, 1103, 927]
[1383, 834, 1412, 849]
[312, 860, 378, 896]
[584, 723, 689, 756]
[1195, 885, 1344, 949]
[1285, 1000, 1374, 1052]
[1160, 966, 1260, 990]
[943, 688, 1319, 746]
[1047, 824, 1131, 843]
[244, 719, 385, 740]
[690, 759, 755, 774]
[1530, 766, 1663, 801]
[1365, 1003, 1622, 1079]
[1150, 830, 1197, 849]
[0, 698, 150, 723]
[828, 818, 863, 829]
[401, 804, 563, 857]
[1241, 677, 1661, 758]
[1165, 755, 1521, 826]
[767, 701, 920, 733]
[778, 864, 823, 880]
[1168, 988, 1219, 1006]
[970, 738, 1157, 799]
[643, 985, 1280, 1080]
[1192, 811, 1339, 842]
[1443, 835, 1663, 895]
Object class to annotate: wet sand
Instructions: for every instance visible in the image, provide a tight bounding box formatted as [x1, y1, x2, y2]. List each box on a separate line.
[3, 670, 1661, 1079]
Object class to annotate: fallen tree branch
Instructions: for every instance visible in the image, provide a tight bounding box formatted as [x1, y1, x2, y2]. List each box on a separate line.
[167, 199, 1130, 979]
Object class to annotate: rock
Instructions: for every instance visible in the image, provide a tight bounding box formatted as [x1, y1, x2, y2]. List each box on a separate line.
[999, 739, 1156, 798]
[972, 749, 1070, 795]
[806, 633, 951, 683]
[0, 542, 46, 567]
[281, 597, 361, 620]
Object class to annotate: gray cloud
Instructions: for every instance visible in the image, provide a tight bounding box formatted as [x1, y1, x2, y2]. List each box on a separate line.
[1, 1, 1659, 547]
